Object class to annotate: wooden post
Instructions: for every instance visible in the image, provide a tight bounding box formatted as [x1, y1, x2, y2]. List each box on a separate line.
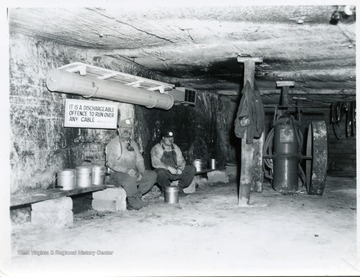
[237, 57, 264, 205]
[276, 81, 295, 107]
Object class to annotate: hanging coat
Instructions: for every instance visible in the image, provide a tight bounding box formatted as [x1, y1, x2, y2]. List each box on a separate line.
[234, 81, 265, 144]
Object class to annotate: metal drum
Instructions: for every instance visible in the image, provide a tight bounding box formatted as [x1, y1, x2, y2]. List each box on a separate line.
[193, 159, 203, 172]
[273, 116, 299, 194]
[92, 166, 106, 186]
[57, 169, 76, 190]
[165, 186, 179, 204]
[76, 166, 92, 188]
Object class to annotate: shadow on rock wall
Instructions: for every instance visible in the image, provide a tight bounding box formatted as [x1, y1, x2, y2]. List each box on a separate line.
[135, 91, 241, 170]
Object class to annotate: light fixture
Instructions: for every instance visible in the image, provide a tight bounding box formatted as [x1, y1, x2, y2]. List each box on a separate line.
[330, 10, 341, 25]
[330, 5, 356, 25]
[344, 5, 353, 16]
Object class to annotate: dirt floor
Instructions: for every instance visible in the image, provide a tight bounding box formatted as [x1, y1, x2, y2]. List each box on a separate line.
[7, 176, 359, 276]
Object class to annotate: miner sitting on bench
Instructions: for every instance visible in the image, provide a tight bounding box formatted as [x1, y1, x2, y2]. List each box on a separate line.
[105, 118, 157, 210]
[150, 129, 196, 197]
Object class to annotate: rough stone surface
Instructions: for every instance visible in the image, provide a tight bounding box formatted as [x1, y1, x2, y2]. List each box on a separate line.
[183, 180, 196, 194]
[10, 207, 31, 225]
[92, 188, 126, 200]
[8, 7, 356, 94]
[92, 188, 127, 212]
[135, 91, 219, 169]
[207, 170, 229, 183]
[10, 177, 357, 276]
[192, 176, 208, 188]
[92, 199, 126, 212]
[31, 210, 73, 228]
[225, 164, 237, 182]
[8, 17, 356, 198]
[31, 197, 73, 212]
[30, 197, 73, 228]
[9, 34, 137, 194]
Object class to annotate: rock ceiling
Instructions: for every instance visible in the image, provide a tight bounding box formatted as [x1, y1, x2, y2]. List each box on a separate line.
[8, 4, 356, 106]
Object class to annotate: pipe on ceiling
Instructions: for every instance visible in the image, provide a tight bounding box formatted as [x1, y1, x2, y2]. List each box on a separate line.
[46, 69, 174, 110]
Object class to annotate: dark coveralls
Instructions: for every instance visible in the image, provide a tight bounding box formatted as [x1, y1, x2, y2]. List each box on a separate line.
[151, 143, 195, 192]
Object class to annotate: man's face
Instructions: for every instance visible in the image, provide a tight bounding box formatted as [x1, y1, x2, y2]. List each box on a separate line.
[119, 127, 132, 140]
[162, 136, 174, 146]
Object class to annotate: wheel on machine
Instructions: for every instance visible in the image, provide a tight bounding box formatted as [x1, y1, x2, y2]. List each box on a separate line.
[305, 121, 328, 195]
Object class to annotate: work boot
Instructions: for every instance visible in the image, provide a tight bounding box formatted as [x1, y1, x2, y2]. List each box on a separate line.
[127, 196, 143, 210]
[158, 190, 165, 199]
[178, 188, 188, 197]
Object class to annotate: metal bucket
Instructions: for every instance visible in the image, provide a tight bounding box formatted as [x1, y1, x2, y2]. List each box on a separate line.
[76, 166, 92, 188]
[193, 159, 203, 172]
[210, 159, 216, 170]
[165, 186, 179, 204]
[57, 169, 76, 190]
[92, 166, 106, 186]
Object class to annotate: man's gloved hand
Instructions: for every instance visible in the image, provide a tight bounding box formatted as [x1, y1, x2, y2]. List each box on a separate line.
[126, 168, 137, 178]
[167, 166, 178, 175]
[136, 172, 143, 182]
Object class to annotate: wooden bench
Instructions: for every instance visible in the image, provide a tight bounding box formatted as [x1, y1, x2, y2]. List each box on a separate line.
[10, 185, 108, 208]
[10, 168, 221, 207]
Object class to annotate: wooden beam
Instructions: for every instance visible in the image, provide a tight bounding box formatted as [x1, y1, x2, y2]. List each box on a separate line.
[276, 81, 295, 87]
[10, 185, 107, 207]
[237, 56, 264, 206]
[259, 89, 355, 95]
[237, 57, 263, 63]
[217, 90, 238, 96]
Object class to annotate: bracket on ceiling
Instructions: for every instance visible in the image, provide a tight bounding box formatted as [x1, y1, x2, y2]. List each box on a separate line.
[47, 62, 197, 109]
[59, 62, 175, 94]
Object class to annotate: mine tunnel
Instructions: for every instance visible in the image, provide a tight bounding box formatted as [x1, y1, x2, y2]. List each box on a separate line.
[4, 4, 357, 276]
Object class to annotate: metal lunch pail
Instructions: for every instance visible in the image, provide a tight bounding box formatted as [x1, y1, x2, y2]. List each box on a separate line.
[57, 169, 76, 190]
[165, 186, 179, 204]
[193, 159, 203, 172]
[92, 166, 106, 186]
[76, 166, 92, 188]
[210, 159, 216, 170]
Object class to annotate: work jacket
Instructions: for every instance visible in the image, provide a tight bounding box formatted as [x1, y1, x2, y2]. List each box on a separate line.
[234, 81, 265, 144]
[105, 136, 145, 174]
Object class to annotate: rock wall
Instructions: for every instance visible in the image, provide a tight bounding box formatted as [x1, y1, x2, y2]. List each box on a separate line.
[135, 91, 242, 170]
[216, 95, 242, 165]
[9, 34, 164, 194]
[135, 91, 220, 169]
[9, 33, 355, 195]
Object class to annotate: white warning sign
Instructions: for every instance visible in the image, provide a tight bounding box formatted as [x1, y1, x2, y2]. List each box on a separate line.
[64, 99, 118, 129]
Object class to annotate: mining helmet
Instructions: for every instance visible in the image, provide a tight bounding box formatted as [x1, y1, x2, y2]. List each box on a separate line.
[118, 118, 134, 128]
[163, 130, 174, 138]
